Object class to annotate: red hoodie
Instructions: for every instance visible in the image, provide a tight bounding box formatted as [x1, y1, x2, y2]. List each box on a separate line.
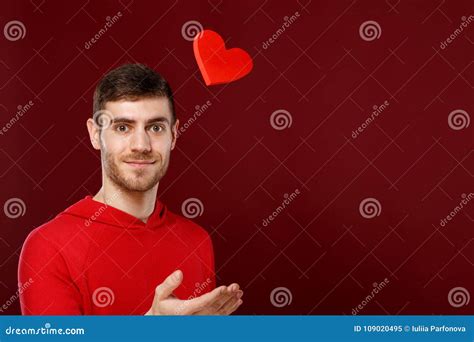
[18, 196, 215, 315]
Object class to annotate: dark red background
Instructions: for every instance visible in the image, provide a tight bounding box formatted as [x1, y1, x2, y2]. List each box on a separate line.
[0, 0, 473, 315]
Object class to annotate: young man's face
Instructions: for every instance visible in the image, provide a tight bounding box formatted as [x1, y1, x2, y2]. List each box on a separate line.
[88, 97, 179, 192]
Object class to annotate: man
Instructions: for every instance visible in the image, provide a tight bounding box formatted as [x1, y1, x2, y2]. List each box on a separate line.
[18, 63, 243, 315]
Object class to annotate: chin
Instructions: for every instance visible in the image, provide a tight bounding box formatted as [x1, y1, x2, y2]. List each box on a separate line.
[124, 182, 157, 192]
[114, 173, 158, 192]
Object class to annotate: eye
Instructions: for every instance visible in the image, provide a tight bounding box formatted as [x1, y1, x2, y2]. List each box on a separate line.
[116, 124, 129, 132]
[150, 124, 164, 133]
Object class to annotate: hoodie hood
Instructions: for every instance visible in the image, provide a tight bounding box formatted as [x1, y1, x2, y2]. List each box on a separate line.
[60, 195, 168, 229]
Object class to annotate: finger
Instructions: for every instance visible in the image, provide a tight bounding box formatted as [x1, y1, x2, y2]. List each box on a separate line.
[226, 283, 240, 293]
[154, 270, 183, 301]
[220, 290, 242, 308]
[216, 290, 242, 313]
[192, 290, 242, 315]
[191, 291, 236, 315]
[212, 288, 241, 312]
[211, 293, 234, 313]
[185, 286, 228, 313]
[218, 298, 243, 315]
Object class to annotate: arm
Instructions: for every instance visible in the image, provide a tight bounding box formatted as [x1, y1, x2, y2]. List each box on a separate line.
[18, 228, 83, 315]
[199, 230, 216, 292]
[145, 270, 243, 315]
[146, 226, 243, 315]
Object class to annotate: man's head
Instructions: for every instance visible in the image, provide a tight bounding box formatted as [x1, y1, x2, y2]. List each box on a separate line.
[87, 63, 179, 192]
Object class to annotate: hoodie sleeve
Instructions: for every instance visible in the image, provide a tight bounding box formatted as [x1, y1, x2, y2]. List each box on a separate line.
[199, 230, 216, 292]
[18, 227, 83, 315]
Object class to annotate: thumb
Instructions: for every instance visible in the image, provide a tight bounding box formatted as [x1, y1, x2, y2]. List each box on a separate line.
[155, 270, 183, 301]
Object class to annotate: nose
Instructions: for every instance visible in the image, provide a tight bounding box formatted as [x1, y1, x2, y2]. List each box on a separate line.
[129, 127, 152, 153]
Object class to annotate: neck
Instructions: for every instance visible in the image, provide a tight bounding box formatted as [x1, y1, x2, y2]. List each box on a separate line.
[93, 178, 158, 223]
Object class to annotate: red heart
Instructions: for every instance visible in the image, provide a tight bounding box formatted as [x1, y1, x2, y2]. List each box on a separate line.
[193, 30, 253, 86]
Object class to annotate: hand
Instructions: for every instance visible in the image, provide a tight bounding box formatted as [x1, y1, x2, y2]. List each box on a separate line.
[145, 270, 243, 315]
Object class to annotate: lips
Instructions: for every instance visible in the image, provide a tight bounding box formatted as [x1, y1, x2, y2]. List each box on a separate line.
[124, 160, 156, 168]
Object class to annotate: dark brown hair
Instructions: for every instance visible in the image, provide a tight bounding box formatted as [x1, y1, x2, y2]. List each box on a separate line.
[93, 63, 176, 123]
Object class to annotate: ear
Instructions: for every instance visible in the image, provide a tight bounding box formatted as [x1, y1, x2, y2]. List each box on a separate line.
[171, 119, 179, 151]
[87, 118, 101, 150]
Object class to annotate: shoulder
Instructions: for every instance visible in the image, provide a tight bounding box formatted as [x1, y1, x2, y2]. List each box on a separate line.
[19, 217, 65, 270]
[166, 210, 212, 245]
[21, 213, 88, 256]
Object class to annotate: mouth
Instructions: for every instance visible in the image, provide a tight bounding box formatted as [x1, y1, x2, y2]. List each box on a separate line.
[124, 160, 156, 168]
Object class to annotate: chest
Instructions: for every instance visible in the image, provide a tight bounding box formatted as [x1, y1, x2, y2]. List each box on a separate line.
[78, 228, 208, 314]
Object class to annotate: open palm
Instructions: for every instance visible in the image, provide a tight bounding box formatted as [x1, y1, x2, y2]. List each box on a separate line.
[146, 270, 243, 315]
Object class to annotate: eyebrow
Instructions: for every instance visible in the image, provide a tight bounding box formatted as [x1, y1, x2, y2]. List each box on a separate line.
[112, 116, 170, 125]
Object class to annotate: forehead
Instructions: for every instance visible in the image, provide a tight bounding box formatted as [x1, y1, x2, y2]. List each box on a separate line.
[104, 97, 172, 122]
